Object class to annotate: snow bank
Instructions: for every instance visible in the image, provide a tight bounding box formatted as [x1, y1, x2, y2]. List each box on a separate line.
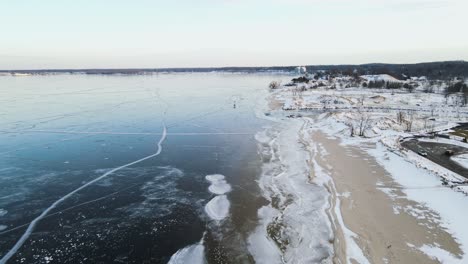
[247, 206, 282, 263]
[452, 154, 468, 169]
[361, 74, 400, 82]
[248, 120, 334, 263]
[381, 136, 467, 185]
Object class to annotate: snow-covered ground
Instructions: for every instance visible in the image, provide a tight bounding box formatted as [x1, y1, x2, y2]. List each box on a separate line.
[266, 74, 468, 262]
[248, 120, 335, 263]
[452, 153, 468, 169]
[273, 75, 468, 187]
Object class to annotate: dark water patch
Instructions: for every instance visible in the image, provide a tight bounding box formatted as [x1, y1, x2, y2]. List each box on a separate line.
[1, 167, 206, 263]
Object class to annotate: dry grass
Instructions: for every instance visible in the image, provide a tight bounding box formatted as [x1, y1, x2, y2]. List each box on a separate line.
[450, 129, 468, 138]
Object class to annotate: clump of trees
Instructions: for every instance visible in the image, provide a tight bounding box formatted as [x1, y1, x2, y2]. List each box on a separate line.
[366, 80, 403, 89]
[446, 80, 467, 93]
[367, 80, 386, 88]
[444, 79, 468, 106]
[385, 81, 403, 89]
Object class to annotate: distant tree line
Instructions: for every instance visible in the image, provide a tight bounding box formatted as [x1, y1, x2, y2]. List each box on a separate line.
[3, 61, 467, 80]
[303, 61, 468, 80]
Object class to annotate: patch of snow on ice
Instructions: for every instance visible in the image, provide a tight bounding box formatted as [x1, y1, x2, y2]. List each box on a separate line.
[205, 174, 232, 195]
[168, 242, 206, 264]
[204, 195, 230, 221]
[0, 209, 7, 217]
[247, 206, 283, 264]
[249, 120, 335, 263]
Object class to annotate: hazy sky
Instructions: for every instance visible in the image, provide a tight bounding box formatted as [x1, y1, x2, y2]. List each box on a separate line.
[1, 0, 467, 69]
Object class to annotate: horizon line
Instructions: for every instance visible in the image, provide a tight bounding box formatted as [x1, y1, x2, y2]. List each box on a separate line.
[0, 60, 466, 72]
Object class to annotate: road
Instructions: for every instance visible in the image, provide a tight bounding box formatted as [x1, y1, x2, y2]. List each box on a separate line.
[287, 105, 468, 116]
[401, 139, 468, 180]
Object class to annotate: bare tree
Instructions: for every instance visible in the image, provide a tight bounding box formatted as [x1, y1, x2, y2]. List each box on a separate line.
[397, 111, 405, 124]
[357, 110, 372, 136]
[357, 95, 365, 106]
[346, 122, 356, 136]
[405, 111, 414, 132]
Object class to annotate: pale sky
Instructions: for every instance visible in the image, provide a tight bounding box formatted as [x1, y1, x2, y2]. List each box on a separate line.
[1, 0, 467, 69]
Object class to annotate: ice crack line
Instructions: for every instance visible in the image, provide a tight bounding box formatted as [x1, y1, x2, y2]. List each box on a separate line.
[0, 125, 167, 264]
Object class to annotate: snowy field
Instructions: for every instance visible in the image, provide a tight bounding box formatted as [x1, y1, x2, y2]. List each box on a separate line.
[272, 74, 468, 185]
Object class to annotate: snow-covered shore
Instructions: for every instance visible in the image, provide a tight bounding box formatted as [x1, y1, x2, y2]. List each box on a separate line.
[248, 118, 335, 263]
[253, 75, 468, 263]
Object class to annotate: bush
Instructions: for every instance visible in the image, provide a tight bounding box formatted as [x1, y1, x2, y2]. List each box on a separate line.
[269, 81, 281, 89]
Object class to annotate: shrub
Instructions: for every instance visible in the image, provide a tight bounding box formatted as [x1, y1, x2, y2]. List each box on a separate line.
[269, 81, 281, 89]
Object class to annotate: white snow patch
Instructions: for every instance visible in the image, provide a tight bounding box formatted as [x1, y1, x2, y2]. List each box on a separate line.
[247, 206, 283, 264]
[360, 74, 400, 82]
[419, 244, 460, 263]
[204, 195, 230, 221]
[168, 242, 206, 264]
[205, 174, 232, 195]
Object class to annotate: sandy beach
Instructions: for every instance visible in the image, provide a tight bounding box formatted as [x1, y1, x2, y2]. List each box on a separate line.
[308, 128, 463, 263]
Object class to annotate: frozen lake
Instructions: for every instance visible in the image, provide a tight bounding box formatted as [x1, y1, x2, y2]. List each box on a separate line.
[0, 73, 288, 263]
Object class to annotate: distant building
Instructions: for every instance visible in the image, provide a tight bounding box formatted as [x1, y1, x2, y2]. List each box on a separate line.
[296, 66, 307, 75]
